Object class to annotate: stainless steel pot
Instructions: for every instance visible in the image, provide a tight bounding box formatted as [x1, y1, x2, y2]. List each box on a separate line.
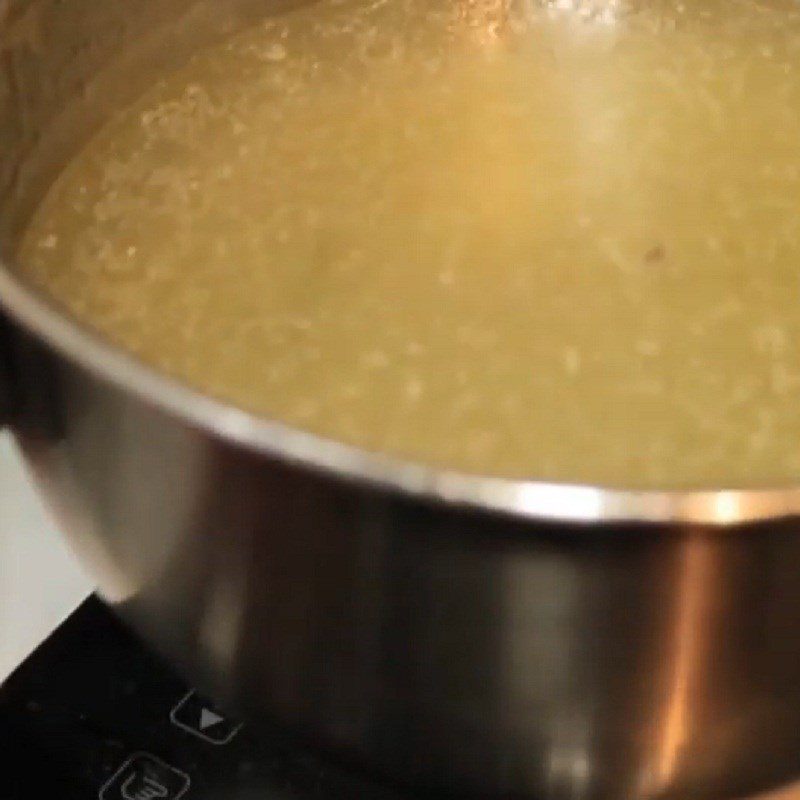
[3, 2, 800, 798]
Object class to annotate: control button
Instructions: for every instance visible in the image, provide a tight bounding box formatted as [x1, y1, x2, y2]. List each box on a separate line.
[170, 690, 243, 745]
[99, 753, 190, 800]
[199, 707, 224, 731]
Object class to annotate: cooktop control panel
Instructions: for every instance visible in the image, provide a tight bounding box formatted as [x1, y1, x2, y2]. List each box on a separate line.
[0, 598, 405, 800]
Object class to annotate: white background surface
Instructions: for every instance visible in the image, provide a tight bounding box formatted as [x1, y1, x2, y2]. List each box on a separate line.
[0, 431, 90, 680]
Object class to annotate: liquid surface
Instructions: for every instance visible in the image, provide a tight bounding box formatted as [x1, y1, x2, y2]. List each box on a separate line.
[18, 0, 800, 488]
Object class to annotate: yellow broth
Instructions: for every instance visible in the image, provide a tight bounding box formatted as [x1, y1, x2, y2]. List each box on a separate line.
[18, 0, 800, 487]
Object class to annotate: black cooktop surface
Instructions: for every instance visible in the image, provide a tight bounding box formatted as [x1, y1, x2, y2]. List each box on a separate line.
[0, 597, 407, 800]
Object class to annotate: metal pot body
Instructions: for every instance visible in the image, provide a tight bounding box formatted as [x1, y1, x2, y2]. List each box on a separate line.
[3, 3, 800, 799]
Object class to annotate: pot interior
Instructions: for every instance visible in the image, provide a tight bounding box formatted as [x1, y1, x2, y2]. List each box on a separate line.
[0, 0, 303, 248]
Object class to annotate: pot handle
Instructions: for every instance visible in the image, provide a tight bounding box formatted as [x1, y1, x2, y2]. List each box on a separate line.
[0, 314, 15, 425]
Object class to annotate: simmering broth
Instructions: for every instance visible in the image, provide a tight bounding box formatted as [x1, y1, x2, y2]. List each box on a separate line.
[17, 0, 800, 487]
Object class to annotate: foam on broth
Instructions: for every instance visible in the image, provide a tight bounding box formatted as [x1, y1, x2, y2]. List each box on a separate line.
[17, 0, 800, 487]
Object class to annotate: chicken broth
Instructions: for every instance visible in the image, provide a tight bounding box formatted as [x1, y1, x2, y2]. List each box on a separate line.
[18, 0, 800, 487]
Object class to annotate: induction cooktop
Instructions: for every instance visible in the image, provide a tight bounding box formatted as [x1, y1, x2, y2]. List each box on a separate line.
[0, 597, 407, 800]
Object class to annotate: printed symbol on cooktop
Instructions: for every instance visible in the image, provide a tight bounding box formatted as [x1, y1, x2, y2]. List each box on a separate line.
[99, 752, 190, 800]
[170, 689, 243, 745]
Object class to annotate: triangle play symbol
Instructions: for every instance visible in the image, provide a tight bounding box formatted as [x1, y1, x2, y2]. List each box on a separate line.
[199, 707, 225, 731]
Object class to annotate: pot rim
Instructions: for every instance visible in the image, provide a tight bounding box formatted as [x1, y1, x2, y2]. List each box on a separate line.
[2, 263, 797, 529]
